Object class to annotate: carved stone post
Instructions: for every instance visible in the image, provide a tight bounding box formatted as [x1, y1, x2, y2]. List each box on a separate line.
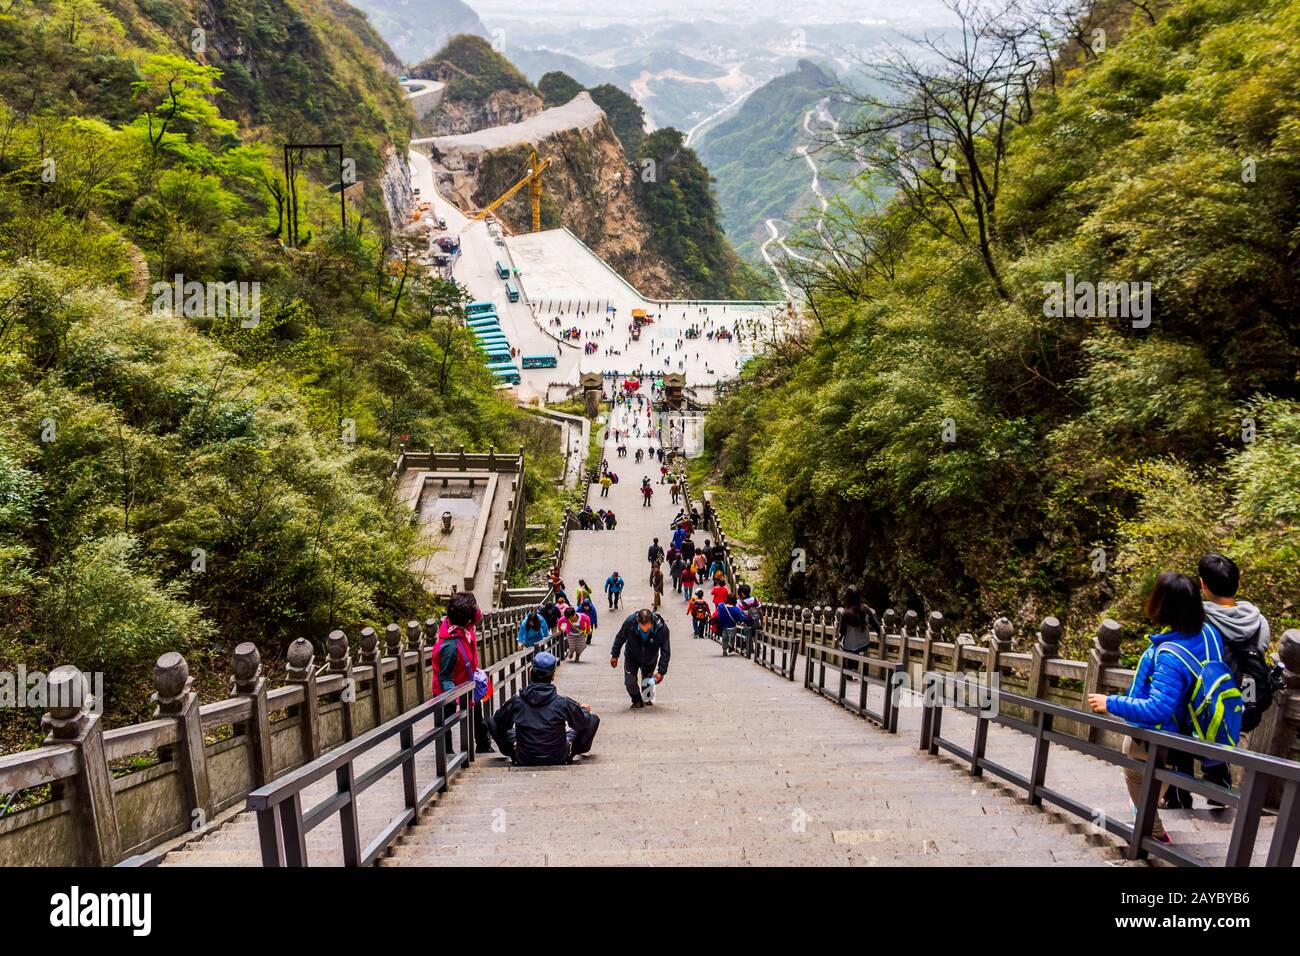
[327, 630, 355, 740]
[359, 626, 384, 728]
[152, 652, 213, 832]
[982, 616, 1013, 697]
[386, 623, 408, 715]
[41, 666, 120, 866]
[821, 605, 836, 651]
[285, 638, 320, 761]
[881, 608, 898, 660]
[1084, 620, 1123, 743]
[407, 620, 426, 703]
[232, 643, 273, 787]
[1254, 630, 1300, 808]
[921, 611, 943, 675]
[1027, 617, 1062, 700]
[901, 610, 919, 663]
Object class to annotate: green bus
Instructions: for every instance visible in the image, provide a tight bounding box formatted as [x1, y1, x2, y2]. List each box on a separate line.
[495, 261, 510, 280]
[521, 354, 558, 369]
[491, 367, 521, 385]
[504, 281, 520, 303]
[466, 300, 496, 317]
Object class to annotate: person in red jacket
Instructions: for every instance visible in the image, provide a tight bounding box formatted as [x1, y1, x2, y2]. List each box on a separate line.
[680, 563, 697, 603]
[431, 592, 492, 754]
[711, 577, 730, 609]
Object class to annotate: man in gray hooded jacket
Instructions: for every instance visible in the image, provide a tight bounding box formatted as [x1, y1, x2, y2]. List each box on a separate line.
[1163, 553, 1274, 809]
[1200, 553, 1271, 652]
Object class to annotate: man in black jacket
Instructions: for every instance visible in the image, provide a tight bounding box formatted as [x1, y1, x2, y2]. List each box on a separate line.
[486, 652, 599, 765]
[610, 609, 671, 708]
[646, 538, 664, 584]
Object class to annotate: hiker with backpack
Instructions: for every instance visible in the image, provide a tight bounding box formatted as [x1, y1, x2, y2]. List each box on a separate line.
[714, 594, 749, 657]
[486, 651, 599, 766]
[737, 583, 762, 654]
[1087, 572, 1244, 843]
[578, 593, 599, 636]
[1162, 553, 1275, 807]
[688, 590, 711, 638]
[610, 608, 671, 709]
[433, 591, 494, 754]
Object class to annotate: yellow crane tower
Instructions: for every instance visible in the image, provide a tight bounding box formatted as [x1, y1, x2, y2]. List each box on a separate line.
[469, 149, 550, 233]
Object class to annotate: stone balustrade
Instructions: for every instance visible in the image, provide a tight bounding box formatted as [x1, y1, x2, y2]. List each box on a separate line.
[0, 606, 534, 867]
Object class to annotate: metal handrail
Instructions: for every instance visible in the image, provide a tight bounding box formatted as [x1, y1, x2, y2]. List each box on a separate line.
[920, 671, 1300, 867]
[247, 633, 562, 866]
[804, 641, 906, 732]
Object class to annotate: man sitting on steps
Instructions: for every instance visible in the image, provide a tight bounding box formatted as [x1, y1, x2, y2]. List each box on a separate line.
[486, 652, 600, 766]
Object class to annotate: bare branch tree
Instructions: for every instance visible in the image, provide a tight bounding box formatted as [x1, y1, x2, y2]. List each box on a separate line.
[838, 0, 1044, 299]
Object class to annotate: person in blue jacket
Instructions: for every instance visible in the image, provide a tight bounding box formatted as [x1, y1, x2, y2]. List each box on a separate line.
[578, 594, 598, 636]
[1087, 571, 1208, 844]
[517, 609, 549, 649]
[604, 571, 625, 609]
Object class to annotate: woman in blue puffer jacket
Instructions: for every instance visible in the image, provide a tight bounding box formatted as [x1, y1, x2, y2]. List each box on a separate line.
[1087, 571, 1207, 844]
[517, 610, 549, 650]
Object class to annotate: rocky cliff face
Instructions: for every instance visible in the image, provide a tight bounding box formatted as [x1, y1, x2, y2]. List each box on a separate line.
[427, 94, 683, 297]
[379, 147, 415, 232]
[430, 88, 544, 136]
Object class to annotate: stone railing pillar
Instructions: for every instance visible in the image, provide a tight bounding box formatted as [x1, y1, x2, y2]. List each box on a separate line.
[407, 620, 426, 703]
[986, 617, 1013, 676]
[1027, 617, 1062, 699]
[387, 623, 408, 714]
[820, 605, 835, 649]
[901, 610, 919, 663]
[152, 652, 213, 832]
[232, 642, 273, 787]
[41, 666, 120, 866]
[360, 626, 384, 727]
[881, 608, 898, 659]
[1083, 619, 1122, 742]
[285, 638, 321, 761]
[327, 629, 356, 740]
[921, 611, 943, 674]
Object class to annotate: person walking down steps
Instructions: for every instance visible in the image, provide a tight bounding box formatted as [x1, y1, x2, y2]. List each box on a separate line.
[610, 608, 671, 709]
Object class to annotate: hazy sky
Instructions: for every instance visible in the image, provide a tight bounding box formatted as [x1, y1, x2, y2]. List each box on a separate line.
[470, 0, 957, 27]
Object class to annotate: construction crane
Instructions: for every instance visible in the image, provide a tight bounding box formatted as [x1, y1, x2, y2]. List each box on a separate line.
[468, 149, 550, 233]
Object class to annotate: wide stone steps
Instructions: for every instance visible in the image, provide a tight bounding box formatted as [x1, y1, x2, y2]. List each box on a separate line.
[157, 400, 1257, 867]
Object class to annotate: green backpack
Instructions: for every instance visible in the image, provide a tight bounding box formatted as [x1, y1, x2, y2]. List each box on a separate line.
[1156, 627, 1244, 748]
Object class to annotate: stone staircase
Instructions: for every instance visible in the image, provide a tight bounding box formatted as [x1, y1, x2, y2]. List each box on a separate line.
[158, 397, 1262, 867]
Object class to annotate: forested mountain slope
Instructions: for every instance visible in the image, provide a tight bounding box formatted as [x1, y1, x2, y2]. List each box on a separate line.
[700, 0, 1300, 654]
[695, 60, 843, 261]
[0, 1, 564, 745]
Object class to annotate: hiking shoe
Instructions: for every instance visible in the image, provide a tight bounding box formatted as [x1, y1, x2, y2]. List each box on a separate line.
[630, 700, 645, 709]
